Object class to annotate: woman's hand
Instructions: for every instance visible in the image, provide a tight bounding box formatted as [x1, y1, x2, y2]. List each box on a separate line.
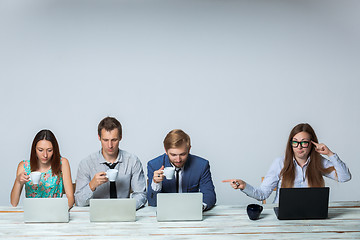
[222, 179, 246, 190]
[16, 171, 30, 185]
[311, 141, 334, 156]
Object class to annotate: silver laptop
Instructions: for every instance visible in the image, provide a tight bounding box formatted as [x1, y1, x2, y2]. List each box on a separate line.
[24, 198, 69, 223]
[156, 193, 203, 221]
[90, 199, 136, 222]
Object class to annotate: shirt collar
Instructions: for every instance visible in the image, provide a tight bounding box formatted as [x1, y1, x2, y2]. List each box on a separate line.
[292, 156, 310, 167]
[169, 162, 184, 171]
[98, 149, 122, 164]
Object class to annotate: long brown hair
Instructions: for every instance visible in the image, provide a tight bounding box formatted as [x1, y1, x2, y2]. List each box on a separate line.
[30, 130, 61, 176]
[280, 123, 335, 188]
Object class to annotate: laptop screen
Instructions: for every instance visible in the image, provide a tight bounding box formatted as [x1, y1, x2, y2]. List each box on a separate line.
[276, 187, 329, 220]
[157, 193, 203, 221]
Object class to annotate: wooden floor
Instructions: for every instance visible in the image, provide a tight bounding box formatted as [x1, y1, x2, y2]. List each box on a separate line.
[0, 201, 359, 239]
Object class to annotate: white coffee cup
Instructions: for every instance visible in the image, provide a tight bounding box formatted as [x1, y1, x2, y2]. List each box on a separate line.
[30, 171, 41, 185]
[106, 169, 118, 182]
[163, 167, 176, 180]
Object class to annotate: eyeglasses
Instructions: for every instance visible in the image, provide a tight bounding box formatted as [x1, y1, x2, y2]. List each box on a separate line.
[290, 141, 310, 148]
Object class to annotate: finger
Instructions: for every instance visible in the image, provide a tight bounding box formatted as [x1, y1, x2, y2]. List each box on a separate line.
[318, 145, 325, 151]
[159, 166, 165, 171]
[311, 141, 319, 147]
[222, 179, 234, 183]
[99, 175, 108, 181]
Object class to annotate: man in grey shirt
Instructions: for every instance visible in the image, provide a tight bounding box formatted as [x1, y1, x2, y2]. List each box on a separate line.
[74, 117, 147, 209]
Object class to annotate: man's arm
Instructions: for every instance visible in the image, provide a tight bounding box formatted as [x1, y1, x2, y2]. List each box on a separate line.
[199, 161, 216, 210]
[74, 161, 94, 207]
[130, 157, 147, 210]
[147, 161, 161, 206]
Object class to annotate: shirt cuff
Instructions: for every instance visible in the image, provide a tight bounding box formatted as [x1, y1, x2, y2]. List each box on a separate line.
[151, 180, 162, 192]
[241, 182, 254, 195]
[202, 203, 207, 211]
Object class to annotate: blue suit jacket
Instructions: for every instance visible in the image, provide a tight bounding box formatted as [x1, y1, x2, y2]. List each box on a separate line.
[147, 153, 216, 210]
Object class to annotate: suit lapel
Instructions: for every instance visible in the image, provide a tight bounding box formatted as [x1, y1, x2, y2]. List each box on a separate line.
[182, 154, 192, 192]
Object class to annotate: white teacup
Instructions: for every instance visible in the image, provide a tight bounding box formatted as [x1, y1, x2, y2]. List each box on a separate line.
[30, 171, 41, 185]
[106, 169, 118, 182]
[163, 167, 176, 180]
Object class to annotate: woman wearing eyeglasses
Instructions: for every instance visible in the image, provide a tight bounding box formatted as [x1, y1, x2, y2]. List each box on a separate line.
[222, 123, 351, 203]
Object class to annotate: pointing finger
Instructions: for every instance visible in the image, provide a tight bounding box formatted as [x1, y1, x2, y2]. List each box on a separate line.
[222, 179, 234, 183]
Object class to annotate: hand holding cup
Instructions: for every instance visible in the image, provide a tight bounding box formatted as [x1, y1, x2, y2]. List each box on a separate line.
[153, 166, 165, 183]
[16, 171, 30, 185]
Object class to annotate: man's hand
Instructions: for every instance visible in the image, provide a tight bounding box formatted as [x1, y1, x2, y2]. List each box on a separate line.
[153, 166, 165, 183]
[89, 172, 108, 191]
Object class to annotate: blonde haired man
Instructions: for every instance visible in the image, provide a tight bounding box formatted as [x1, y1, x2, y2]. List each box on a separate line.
[147, 129, 216, 210]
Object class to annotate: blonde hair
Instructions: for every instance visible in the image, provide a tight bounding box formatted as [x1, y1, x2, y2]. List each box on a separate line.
[163, 129, 191, 151]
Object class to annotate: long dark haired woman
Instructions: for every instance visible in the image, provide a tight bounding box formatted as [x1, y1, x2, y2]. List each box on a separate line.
[10, 130, 74, 208]
[223, 123, 351, 203]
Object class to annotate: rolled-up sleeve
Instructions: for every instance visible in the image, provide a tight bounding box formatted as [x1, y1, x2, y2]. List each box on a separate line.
[74, 159, 94, 207]
[130, 157, 147, 209]
[323, 154, 351, 182]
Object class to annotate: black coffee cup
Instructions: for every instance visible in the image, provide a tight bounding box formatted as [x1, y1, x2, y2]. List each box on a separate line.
[247, 204, 263, 220]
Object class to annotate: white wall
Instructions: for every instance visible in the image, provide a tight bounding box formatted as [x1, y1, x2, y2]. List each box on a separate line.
[1, 0, 359, 206]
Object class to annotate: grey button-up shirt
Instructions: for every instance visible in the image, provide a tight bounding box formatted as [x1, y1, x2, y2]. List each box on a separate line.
[74, 149, 147, 209]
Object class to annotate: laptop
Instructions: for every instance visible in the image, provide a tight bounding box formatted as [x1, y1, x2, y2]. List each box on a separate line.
[89, 199, 136, 222]
[156, 193, 203, 221]
[24, 198, 69, 223]
[274, 187, 329, 220]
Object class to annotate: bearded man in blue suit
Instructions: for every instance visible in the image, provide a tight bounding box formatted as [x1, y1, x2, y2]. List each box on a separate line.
[147, 129, 216, 210]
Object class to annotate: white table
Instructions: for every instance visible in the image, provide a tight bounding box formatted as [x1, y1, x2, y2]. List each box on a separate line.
[0, 201, 359, 239]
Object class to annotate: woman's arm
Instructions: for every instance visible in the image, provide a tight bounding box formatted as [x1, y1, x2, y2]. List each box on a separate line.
[312, 141, 351, 182]
[10, 162, 29, 207]
[223, 157, 283, 201]
[61, 158, 75, 208]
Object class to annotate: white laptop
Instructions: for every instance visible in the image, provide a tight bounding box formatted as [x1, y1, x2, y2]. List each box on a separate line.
[24, 198, 69, 223]
[156, 193, 203, 221]
[90, 199, 136, 222]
